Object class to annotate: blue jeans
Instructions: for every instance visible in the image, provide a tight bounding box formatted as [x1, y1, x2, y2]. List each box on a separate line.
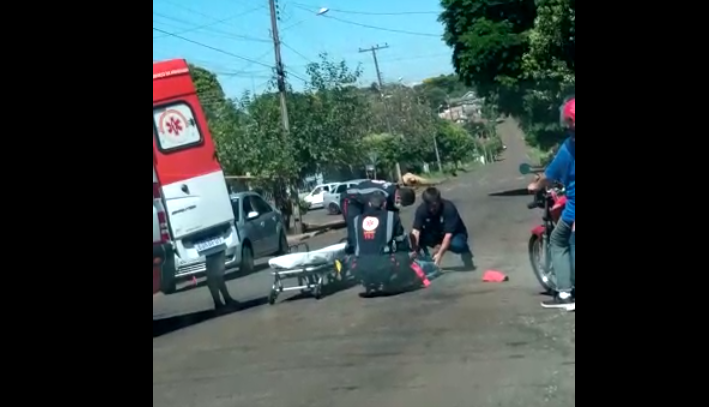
[421, 233, 471, 254]
[551, 220, 575, 292]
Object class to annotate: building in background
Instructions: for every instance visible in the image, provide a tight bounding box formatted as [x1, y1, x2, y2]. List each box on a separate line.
[438, 91, 484, 123]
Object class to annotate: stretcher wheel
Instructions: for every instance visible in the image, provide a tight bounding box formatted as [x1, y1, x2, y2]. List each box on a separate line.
[313, 284, 323, 300]
[268, 290, 278, 305]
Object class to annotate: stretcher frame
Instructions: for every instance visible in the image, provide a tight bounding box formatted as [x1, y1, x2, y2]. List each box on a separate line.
[267, 242, 346, 305]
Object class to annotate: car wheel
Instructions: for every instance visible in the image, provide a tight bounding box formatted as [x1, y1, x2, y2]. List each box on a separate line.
[327, 202, 340, 215]
[240, 244, 254, 275]
[277, 231, 289, 255]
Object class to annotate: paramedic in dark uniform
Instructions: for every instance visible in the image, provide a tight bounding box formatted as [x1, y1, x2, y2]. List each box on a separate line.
[340, 179, 414, 224]
[342, 181, 415, 253]
[348, 193, 428, 292]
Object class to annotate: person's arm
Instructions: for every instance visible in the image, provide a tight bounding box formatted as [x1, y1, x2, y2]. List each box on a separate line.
[345, 216, 358, 254]
[436, 204, 461, 259]
[529, 143, 571, 192]
[410, 205, 425, 250]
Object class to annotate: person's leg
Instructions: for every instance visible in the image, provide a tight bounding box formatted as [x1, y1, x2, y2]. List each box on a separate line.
[542, 220, 574, 310]
[570, 229, 575, 289]
[448, 234, 475, 269]
[418, 232, 442, 256]
[205, 250, 237, 309]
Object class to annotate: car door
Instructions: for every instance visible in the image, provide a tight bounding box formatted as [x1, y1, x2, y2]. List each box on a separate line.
[250, 195, 279, 253]
[241, 195, 265, 256]
[332, 183, 348, 209]
[314, 185, 329, 206]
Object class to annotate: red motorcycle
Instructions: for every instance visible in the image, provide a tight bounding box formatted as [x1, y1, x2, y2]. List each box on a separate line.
[520, 164, 567, 293]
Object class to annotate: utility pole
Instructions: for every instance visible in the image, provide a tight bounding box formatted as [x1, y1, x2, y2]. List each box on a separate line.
[359, 44, 402, 183]
[268, 0, 303, 234]
[359, 44, 388, 92]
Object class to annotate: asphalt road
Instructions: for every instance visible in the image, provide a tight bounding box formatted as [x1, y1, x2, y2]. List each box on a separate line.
[153, 120, 575, 407]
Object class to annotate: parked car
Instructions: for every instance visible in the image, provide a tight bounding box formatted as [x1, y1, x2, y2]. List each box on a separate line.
[323, 179, 369, 215]
[227, 191, 289, 273]
[302, 183, 338, 209]
[161, 191, 288, 292]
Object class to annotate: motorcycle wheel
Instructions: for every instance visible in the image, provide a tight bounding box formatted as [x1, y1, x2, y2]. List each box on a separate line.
[528, 234, 556, 294]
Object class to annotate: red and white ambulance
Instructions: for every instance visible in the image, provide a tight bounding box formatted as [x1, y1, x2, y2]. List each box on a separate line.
[153, 59, 239, 294]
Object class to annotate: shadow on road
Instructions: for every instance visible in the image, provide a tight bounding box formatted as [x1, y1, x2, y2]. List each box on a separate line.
[488, 188, 530, 198]
[153, 296, 269, 338]
[283, 277, 360, 303]
[174, 263, 270, 294]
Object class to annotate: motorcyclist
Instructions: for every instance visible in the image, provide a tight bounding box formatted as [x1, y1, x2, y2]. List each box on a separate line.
[528, 97, 575, 311]
[346, 192, 428, 294]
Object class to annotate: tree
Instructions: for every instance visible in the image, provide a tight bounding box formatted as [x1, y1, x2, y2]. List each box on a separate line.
[439, 0, 575, 150]
[189, 65, 250, 175]
[413, 74, 473, 110]
[435, 120, 475, 164]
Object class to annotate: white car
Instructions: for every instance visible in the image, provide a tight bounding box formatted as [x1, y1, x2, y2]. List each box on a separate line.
[302, 183, 338, 209]
[322, 179, 369, 215]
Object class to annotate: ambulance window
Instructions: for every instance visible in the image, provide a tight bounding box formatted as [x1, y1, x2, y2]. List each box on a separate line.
[153, 102, 203, 152]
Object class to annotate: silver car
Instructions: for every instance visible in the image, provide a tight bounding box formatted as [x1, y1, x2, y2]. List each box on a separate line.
[322, 179, 369, 215]
[166, 191, 288, 292]
[228, 191, 289, 273]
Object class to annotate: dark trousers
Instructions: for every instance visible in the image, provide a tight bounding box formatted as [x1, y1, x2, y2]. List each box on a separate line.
[205, 250, 234, 307]
[420, 232, 471, 254]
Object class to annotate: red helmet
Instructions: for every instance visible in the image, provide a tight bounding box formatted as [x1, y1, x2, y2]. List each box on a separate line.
[561, 98, 575, 129]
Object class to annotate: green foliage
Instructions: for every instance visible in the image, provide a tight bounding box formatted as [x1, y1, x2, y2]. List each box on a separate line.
[186, 54, 489, 195]
[439, 0, 575, 151]
[413, 74, 473, 110]
[435, 120, 475, 164]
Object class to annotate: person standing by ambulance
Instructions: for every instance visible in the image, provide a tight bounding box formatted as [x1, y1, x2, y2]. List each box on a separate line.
[205, 250, 239, 311]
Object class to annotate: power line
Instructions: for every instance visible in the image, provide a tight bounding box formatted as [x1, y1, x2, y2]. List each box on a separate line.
[226, 49, 275, 79]
[281, 41, 314, 64]
[152, 27, 273, 68]
[322, 15, 440, 37]
[153, 12, 270, 43]
[153, 7, 264, 39]
[158, 0, 266, 22]
[292, 2, 439, 16]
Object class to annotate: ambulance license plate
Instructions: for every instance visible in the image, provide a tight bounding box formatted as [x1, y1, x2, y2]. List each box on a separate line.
[195, 237, 225, 253]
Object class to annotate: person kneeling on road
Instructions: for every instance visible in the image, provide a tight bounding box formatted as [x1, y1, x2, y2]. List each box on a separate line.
[528, 97, 575, 311]
[346, 193, 429, 294]
[411, 187, 474, 270]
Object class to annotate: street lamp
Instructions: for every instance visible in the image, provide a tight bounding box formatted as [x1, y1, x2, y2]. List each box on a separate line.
[316, 7, 329, 16]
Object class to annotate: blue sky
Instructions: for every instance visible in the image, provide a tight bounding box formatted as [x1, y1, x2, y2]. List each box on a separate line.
[153, 0, 453, 101]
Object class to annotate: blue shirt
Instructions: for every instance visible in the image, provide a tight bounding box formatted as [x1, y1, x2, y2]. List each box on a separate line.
[545, 137, 575, 223]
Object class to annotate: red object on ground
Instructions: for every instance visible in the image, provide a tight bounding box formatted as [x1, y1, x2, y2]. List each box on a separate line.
[410, 262, 431, 287]
[482, 270, 509, 283]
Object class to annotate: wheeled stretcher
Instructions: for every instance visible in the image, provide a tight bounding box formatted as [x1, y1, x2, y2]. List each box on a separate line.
[267, 242, 349, 305]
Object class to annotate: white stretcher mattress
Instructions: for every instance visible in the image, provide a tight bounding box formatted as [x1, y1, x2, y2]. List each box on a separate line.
[268, 242, 347, 270]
